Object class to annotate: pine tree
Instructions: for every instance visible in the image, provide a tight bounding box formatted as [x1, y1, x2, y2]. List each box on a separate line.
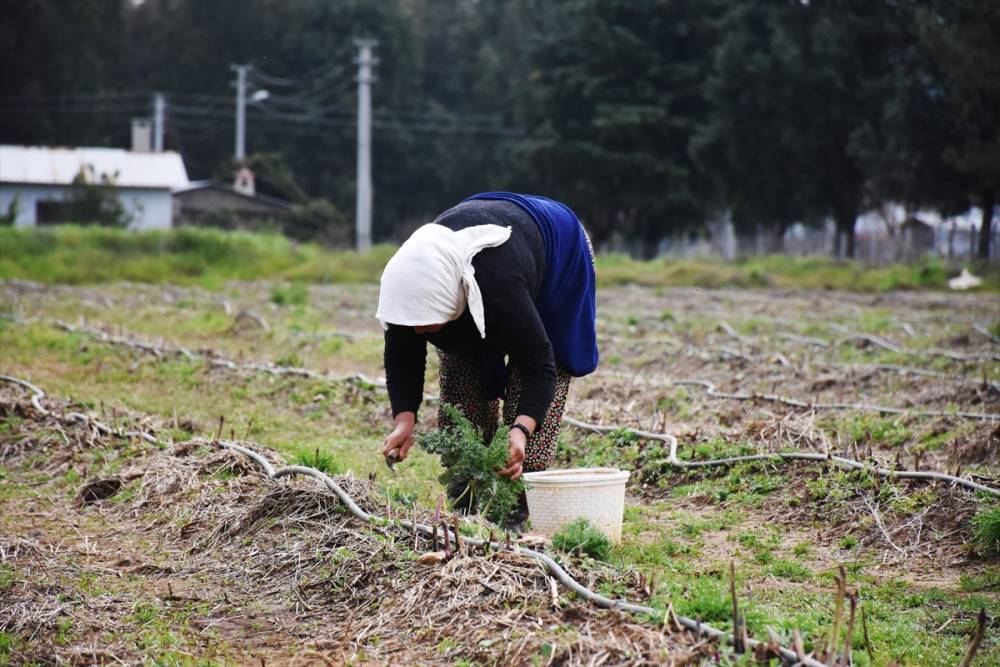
[915, 1, 1000, 259]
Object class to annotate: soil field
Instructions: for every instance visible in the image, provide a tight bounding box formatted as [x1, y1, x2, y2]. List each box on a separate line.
[1, 278, 998, 666]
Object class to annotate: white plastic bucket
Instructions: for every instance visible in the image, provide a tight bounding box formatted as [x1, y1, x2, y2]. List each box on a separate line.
[522, 467, 630, 543]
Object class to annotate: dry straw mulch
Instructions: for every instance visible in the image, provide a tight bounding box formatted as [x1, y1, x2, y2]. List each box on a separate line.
[0, 388, 711, 665]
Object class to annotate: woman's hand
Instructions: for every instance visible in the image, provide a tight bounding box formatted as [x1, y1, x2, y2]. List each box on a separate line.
[383, 411, 416, 462]
[500, 429, 526, 480]
[500, 417, 535, 480]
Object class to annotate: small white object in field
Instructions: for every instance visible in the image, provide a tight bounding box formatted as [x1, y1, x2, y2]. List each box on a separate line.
[948, 268, 982, 290]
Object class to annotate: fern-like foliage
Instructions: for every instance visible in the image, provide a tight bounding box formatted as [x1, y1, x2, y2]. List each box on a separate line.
[418, 403, 524, 526]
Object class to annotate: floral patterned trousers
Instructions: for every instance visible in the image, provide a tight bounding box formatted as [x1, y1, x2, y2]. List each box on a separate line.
[437, 351, 571, 473]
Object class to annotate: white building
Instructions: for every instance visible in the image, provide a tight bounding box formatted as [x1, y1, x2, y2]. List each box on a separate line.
[0, 145, 189, 229]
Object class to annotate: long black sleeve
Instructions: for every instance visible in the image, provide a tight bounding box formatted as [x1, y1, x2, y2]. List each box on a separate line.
[383, 324, 427, 417]
[483, 276, 557, 425]
[387, 198, 556, 423]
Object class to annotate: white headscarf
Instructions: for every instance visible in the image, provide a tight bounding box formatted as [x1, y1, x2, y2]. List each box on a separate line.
[376, 223, 512, 338]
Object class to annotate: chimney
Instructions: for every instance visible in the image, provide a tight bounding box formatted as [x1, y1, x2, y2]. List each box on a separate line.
[233, 166, 255, 196]
[131, 118, 152, 152]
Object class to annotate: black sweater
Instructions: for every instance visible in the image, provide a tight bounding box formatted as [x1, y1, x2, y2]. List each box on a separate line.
[383, 199, 556, 424]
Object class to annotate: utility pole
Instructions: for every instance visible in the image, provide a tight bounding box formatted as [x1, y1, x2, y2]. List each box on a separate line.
[354, 39, 377, 252]
[231, 64, 249, 161]
[152, 92, 165, 152]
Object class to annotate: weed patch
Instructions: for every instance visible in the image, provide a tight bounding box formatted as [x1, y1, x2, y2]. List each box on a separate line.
[972, 503, 1000, 555]
[270, 282, 309, 306]
[551, 518, 612, 561]
[959, 567, 1000, 592]
[291, 447, 343, 475]
[768, 559, 812, 581]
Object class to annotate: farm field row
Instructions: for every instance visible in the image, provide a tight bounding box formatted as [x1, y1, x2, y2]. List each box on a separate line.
[1, 279, 998, 665]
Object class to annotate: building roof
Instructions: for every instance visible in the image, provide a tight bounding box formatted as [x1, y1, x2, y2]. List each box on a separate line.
[0, 145, 189, 189]
[173, 180, 292, 210]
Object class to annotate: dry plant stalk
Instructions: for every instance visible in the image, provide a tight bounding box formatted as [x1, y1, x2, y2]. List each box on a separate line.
[957, 609, 987, 667]
[842, 593, 857, 667]
[825, 565, 847, 662]
[861, 604, 875, 663]
[729, 560, 743, 653]
[792, 629, 806, 662]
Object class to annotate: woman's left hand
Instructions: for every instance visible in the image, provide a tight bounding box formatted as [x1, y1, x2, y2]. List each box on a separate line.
[500, 428, 527, 480]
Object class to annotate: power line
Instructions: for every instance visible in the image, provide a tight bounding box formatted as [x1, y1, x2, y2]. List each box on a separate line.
[245, 65, 301, 88]
[373, 106, 510, 123]
[169, 102, 233, 118]
[246, 54, 353, 90]
[169, 92, 237, 106]
[0, 99, 150, 111]
[0, 91, 149, 103]
[0, 90, 521, 133]
[0, 105, 148, 116]
[0, 104, 523, 138]
[248, 102, 354, 123]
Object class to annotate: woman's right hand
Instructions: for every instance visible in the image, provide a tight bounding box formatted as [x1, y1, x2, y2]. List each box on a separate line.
[382, 411, 416, 462]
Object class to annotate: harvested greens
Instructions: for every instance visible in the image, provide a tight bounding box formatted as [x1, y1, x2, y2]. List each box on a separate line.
[418, 403, 525, 526]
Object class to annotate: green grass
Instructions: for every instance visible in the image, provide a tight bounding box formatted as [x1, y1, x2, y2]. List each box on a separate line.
[959, 567, 1000, 592]
[826, 414, 914, 449]
[4, 226, 998, 292]
[586, 433, 1000, 665]
[606, 498, 1000, 665]
[551, 518, 613, 561]
[594, 253, 1000, 292]
[0, 631, 23, 665]
[0, 225, 394, 288]
[292, 447, 343, 475]
[271, 281, 309, 306]
[972, 503, 1000, 555]
[0, 564, 14, 591]
[768, 558, 813, 581]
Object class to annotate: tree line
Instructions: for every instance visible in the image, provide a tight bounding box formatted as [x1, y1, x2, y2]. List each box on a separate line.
[1, 0, 996, 258]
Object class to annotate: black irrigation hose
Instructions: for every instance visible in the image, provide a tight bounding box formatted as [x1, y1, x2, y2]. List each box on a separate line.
[561, 416, 1000, 497]
[0, 374, 825, 667]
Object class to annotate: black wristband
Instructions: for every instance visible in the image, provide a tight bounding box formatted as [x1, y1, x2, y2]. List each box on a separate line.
[510, 423, 532, 440]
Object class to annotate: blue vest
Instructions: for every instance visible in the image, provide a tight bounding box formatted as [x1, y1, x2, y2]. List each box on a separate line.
[464, 192, 599, 377]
